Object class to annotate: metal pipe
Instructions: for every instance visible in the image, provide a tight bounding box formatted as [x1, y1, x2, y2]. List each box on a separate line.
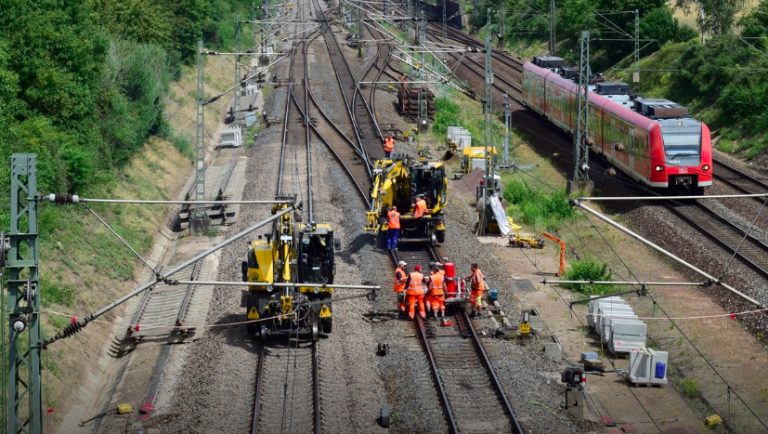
[573, 200, 765, 307]
[44, 205, 298, 346]
[542, 279, 707, 286]
[579, 193, 768, 201]
[171, 280, 380, 290]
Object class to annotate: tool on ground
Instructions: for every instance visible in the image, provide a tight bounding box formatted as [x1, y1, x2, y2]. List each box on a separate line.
[79, 403, 133, 427]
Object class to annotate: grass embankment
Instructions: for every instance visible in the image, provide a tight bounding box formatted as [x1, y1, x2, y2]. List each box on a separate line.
[27, 54, 234, 426]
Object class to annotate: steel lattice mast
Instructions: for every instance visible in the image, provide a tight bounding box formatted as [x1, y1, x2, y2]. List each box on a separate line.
[6, 154, 43, 434]
[573, 31, 590, 183]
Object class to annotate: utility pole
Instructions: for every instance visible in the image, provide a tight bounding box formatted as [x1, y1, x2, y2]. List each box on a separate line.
[549, 0, 556, 54]
[442, 0, 447, 40]
[6, 153, 43, 434]
[569, 31, 593, 195]
[233, 14, 242, 125]
[192, 40, 210, 232]
[478, 35, 494, 235]
[498, 1, 505, 47]
[503, 93, 511, 167]
[633, 9, 640, 83]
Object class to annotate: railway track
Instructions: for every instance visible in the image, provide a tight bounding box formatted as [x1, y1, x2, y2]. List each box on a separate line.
[389, 246, 524, 433]
[289, 9, 373, 206]
[316, 0, 383, 162]
[712, 155, 768, 200]
[252, 342, 321, 434]
[668, 199, 768, 279]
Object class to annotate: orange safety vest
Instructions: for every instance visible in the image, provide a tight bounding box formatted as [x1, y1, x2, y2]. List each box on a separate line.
[387, 210, 400, 230]
[393, 267, 406, 293]
[429, 272, 445, 296]
[383, 137, 394, 153]
[470, 268, 485, 292]
[407, 271, 424, 295]
[413, 198, 427, 218]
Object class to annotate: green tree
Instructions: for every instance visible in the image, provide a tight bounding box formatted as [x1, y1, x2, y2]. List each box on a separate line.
[675, 0, 743, 36]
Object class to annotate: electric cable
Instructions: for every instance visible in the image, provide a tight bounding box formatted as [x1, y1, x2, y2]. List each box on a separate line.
[82, 203, 159, 276]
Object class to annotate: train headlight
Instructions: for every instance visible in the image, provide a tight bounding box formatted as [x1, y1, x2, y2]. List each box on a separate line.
[702, 164, 710, 171]
[654, 165, 664, 172]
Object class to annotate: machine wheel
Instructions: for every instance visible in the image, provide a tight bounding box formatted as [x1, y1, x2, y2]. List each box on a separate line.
[258, 325, 268, 343]
[436, 230, 445, 244]
[321, 317, 333, 334]
[311, 321, 320, 342]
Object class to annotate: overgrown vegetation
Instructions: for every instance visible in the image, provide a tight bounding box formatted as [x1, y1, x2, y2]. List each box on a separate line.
[0, 1, 258, 423]
[503, 178, 574, 229]
[432, 97, 461, 136]
[680, 378, 701, 398]
[562, 257, 617, 295]
[468, 0, 696, 71]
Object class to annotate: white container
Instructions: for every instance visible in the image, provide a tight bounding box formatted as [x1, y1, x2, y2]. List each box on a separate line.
[601, 313, 639, 343]
[629, 349, 651, 384]
[588, 296, 627, 329]
[597, 305, 635, 336]
[628, 348, 668, 385]
[649, 349, 668, 385]
[607, 319, 647, 354]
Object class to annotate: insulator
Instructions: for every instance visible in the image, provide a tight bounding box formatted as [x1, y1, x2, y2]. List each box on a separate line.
[47, 193, 80, 204]
[43, 316, 91, 348]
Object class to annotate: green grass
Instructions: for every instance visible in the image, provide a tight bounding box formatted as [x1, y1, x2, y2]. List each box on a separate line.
[503, 178, 574, 229]
[680, 378, 700, 399]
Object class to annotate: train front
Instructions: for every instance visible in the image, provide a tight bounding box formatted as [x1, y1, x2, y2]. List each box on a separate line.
[643, 100, 712, 192]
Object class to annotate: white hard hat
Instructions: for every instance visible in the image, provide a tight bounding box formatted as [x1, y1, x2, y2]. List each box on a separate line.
[398, 260, 407, 266]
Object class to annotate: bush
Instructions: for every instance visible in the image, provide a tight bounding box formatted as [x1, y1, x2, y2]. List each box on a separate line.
[432, 97, 461, 137]
[562, 258, 616, 295]
[503, 179, 573, 229]
[680, 378, 700, 398]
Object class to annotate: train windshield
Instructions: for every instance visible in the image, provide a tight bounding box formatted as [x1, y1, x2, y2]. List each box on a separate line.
[659, 119, 701, 166]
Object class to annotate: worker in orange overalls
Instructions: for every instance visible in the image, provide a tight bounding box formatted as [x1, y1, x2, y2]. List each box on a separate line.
[393, 260, 407, 313]
[426, 265, 446, 322]
[413, 196, 427, 218]
[386, 206, 400, 251]
[404, 264, 426, 319]
[383, 133, 395, 158]
[464, 263, 485, 317]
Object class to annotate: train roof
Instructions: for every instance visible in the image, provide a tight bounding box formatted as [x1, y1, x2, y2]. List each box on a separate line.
[524, 61, 657, 131]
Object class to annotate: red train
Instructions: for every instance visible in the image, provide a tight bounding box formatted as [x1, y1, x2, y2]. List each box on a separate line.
[522, 57, 712, 191]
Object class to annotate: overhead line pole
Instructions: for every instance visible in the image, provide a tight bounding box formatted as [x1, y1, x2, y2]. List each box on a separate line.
[569, 31, 593, 195]
[549, 0, 556, 53]
[6, 154, 43, 434]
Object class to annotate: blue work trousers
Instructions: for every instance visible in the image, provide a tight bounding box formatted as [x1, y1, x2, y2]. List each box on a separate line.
[387, 228, 400, 250]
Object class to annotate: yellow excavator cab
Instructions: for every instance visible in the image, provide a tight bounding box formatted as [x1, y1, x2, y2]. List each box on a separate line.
[364, 157, 448, 245]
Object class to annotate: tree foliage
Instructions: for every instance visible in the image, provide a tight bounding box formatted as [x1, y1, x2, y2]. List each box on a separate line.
[675, 0, 744, 36]
[484, 0, 695, 70]
[0, 0, 257, 206]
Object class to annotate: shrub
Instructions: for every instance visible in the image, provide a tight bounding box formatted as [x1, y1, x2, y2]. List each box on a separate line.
[432, 97, 461, 137]
[562, 258, 616, 295]
[503, 179, 573, 229]
[680, 379, 700, 398]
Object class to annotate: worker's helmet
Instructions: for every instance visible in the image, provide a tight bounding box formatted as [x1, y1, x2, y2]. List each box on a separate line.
[414, 265, 422, 271]
[392, 205, 397, 210]
[398, 260, 407, 266]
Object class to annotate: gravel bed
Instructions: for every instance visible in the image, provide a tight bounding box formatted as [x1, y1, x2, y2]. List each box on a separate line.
[151, 45, 289, 434]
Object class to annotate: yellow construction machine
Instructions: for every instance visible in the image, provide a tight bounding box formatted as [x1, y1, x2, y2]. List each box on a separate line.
[460, 146, 498, 174]
[241, 196, 339, 340]
[364, 156, 448, 246]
